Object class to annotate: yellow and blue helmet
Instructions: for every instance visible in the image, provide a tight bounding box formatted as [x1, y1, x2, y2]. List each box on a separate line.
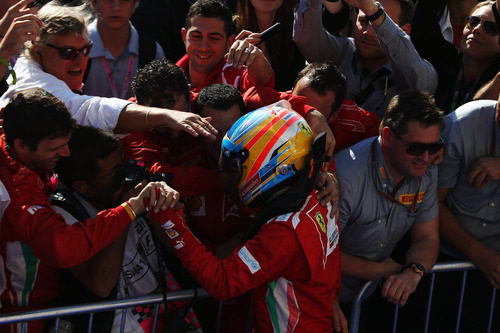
[220, 100, 314, 208]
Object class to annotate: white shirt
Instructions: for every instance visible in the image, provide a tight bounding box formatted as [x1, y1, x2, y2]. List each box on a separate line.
[0, 56, 131, 131]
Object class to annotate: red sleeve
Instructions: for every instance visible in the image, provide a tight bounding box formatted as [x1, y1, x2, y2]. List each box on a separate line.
[175, 217, 309, 300]
[239, 69, 275, 93]
[3, 170, 133, 268]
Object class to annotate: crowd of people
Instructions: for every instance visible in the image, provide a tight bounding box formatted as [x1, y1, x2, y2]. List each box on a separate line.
[0, 0, 498, 332]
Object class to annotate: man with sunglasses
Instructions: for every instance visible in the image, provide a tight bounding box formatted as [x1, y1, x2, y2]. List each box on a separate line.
[0, 2, 217, 140]
[431, 95, 500, 331]
[333, 90, 443, 326]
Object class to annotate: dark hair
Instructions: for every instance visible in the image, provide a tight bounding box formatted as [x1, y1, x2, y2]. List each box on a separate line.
[185, 0, 235, 37]
[132, 59, 190, 108]
[294, 61, 346, 117]
[380, 90, 444, 135]
[398, 0, 414, 26]
[3, 88, 76, 150]
[195, 83, 245, 115]
[55, 125, 121, 185]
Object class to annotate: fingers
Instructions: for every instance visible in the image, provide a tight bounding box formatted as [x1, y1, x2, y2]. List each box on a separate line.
[143, 182, 180, 213]
[181, 114, 218, 139]
[468, 163, 487, 188]
[332, 300, 348, 333]
[226, 40, 258, 69]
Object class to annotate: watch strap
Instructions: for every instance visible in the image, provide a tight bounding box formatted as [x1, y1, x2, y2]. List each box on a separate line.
[366, 2, 385, 22]
[403, 262, 426, 277]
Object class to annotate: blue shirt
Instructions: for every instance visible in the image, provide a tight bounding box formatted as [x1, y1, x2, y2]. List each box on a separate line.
[334, 136, 438, 301]
[439, 100, 500, 252]
[83, 20, 164, 99]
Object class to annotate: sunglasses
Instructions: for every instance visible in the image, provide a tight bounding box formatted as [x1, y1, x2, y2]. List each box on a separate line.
[45, 41, 93, 60]
[391, 128, 444, 156]
[466, 16, 499, 36]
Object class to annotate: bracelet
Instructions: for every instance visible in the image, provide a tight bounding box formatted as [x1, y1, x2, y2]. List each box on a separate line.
[0, 53, 17, 84]
[121, 201, 137, 221]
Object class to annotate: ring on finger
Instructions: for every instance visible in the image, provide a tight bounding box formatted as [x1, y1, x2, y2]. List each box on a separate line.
[244, 47, 252, 53]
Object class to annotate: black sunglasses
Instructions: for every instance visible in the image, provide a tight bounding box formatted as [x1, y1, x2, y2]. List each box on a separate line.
[391, 128, 444, 156]
[466, 16, 499, 36]
[45, 41, 93, 60]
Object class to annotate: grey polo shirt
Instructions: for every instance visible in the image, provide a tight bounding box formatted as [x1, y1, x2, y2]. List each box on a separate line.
[335, 136, 438, 301]
[439, 100, 500, 252]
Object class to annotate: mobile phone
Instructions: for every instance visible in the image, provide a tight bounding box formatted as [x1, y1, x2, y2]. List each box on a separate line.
[259, 22, 281, 41]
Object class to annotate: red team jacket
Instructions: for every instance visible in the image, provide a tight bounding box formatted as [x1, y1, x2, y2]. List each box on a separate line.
[0, 137, 134, 332]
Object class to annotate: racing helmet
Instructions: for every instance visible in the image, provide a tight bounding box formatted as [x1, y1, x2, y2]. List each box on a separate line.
[220, 100, 314, 208]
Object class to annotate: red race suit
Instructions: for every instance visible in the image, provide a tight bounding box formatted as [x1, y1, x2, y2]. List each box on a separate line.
[151, 190, 341, 333]
[0, 137, 134, 332]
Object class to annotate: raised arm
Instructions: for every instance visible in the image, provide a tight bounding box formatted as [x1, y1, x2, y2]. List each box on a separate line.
[293, 0, 352, 63]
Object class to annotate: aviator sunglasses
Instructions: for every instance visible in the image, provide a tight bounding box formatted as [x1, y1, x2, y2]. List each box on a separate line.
[465, 15, 499, 36]
[391, 128, 444, 156]
[45, 41, 93, 60]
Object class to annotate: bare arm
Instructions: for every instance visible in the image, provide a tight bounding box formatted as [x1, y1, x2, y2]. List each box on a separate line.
[70, 227, 128, 297]
[341, 251, 402, 280]
[438, 188, 500, 288]
[114, 103, 217, 139]
[473, 72, 500, 101]
[381, 217, 439, 306]
[0, 0, 42, 78]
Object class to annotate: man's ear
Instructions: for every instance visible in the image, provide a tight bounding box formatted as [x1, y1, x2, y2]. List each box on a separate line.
[13, 138, 29, 154]
[181, 28, 187, 45]
[72, 180, 91, 196]
[381, 126, 393, 145]
[400, 23, 411, 35]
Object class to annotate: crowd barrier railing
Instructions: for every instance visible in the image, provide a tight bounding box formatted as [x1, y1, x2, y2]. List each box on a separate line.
[349, 261, 498, 333]
[0, 288, 209, 333]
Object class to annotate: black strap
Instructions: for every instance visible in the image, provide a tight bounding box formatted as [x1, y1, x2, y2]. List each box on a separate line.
[50, 188, 90, 222]
[50, 189, 116, 333]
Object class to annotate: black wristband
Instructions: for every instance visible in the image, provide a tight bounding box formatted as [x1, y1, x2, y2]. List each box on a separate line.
[366, 2, 385, 22]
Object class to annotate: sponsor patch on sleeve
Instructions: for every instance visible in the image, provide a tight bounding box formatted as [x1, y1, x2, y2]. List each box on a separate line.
[238, 246, 261, 274]
[27, 205, 45, 215]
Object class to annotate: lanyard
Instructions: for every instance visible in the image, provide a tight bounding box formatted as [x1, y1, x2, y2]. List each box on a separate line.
[450, 66, 480, 111]
[102, 54, 135, 99]
[370, 139, 421, 213]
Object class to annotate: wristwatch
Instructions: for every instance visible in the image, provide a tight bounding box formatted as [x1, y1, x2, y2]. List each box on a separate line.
[403, 262, 426, 277]
[366, 2, 385, 22]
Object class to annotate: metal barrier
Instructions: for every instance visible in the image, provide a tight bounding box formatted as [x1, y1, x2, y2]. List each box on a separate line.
[349, 261, 498, 333]
[0, 288, 209, 333]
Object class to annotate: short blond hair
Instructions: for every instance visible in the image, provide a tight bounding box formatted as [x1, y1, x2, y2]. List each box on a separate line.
[25, 2, 91, 57]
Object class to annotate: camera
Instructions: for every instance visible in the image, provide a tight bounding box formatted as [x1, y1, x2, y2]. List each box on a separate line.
[122, 160, 173, 188]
